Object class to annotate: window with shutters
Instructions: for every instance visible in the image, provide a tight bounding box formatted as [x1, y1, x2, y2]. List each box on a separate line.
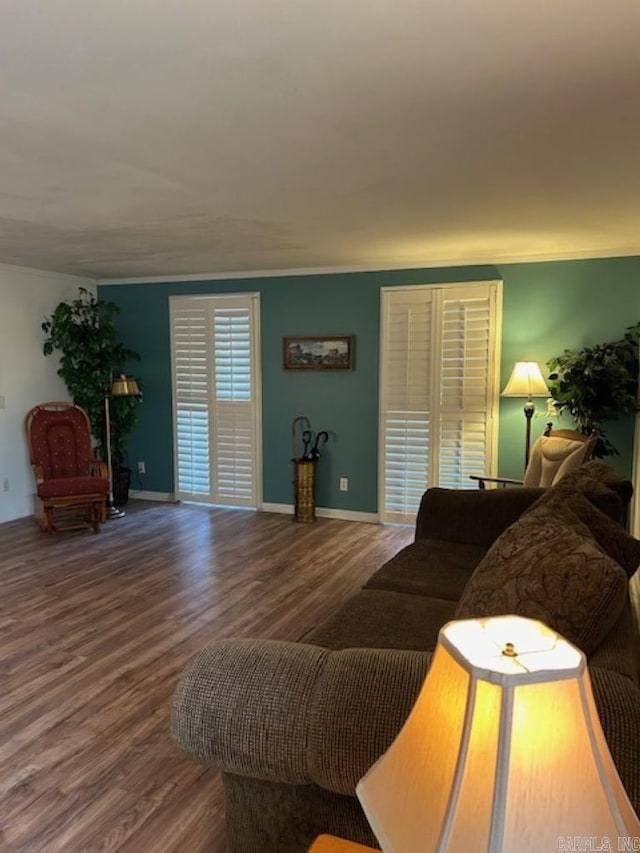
[170, 293, 261, 508]
[379, 281, 502, 524]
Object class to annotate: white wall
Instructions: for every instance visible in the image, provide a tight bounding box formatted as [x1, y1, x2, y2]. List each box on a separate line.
[0, 263, 96, 523]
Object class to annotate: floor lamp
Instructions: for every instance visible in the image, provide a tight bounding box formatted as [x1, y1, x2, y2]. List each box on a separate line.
[501, 361, 549, 470]
[104, 374, 141, 519]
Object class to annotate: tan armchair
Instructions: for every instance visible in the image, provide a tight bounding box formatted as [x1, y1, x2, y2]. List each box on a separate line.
[25, 402, 109, 532]
[470, 426, 598, 490]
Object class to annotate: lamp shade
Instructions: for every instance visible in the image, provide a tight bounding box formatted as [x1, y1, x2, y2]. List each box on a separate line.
[356, 616, 640, 852]
[111, 374, 141, 396]
[501, 362, 549, 399]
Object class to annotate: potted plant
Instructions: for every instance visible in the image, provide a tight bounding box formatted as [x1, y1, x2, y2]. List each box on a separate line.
[42, 287, 142, 504]
[546, 322, 640, 456]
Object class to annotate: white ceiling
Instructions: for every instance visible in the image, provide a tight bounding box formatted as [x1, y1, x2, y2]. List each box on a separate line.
[2, 0, 640, 281]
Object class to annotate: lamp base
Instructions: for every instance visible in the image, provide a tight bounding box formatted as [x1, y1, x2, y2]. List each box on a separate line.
[107, 505, 125, 519]
[524, 399, 535, 470]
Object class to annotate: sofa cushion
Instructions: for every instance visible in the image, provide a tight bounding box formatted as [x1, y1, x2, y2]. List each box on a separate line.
[364, 538, 486, 601]
[37, 475, 109, 499]
[455, 503, 628, 654]
[300, 589, 456, 652]
[415, 486, 545, 546]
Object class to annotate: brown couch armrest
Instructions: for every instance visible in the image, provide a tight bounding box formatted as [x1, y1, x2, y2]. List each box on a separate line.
[415, 487, 545, 547]
[589, 666, 640, 816]
[171, 638, 431, 796]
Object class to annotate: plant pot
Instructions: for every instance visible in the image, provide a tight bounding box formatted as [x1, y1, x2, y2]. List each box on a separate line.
[112, 466, 131, 507]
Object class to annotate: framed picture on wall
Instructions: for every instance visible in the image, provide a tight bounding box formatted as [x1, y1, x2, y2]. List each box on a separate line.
[283, 335, 354, 370]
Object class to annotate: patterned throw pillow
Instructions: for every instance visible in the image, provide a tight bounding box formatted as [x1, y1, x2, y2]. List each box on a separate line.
[534, 465, 625, 522]
[455, 503, 628, 654]
[579, 461, 634, 504]
[550, 493, 640, 579]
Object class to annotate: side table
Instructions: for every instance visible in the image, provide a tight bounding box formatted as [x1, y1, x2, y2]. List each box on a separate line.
[308, 834, 379, 852]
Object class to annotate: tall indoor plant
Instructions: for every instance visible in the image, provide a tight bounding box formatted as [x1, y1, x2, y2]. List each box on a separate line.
[42, 287, 142, 500]
[546, 322, 640, 456]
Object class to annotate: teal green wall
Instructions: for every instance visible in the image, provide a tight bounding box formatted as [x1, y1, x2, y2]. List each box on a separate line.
[99, 255, 640, 513]
[498, 257, 640, 478]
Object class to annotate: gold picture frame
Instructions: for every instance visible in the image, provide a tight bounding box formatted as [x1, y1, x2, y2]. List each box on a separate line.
[283, 335, 354, 370]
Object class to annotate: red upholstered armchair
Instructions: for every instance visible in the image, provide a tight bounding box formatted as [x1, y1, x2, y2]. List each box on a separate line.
[25, 402, 109, 533]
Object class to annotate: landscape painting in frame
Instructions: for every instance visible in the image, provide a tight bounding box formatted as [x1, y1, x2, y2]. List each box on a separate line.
[283, 335, 354, 370]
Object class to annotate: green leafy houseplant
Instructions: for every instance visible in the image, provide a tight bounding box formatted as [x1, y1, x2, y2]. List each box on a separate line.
[42, 287, 142, 470]
[546, 322, 640, 456]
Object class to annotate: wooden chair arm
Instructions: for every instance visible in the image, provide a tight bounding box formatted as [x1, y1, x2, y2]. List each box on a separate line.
[469, 474, 524, 490]
[32, 464, 45, 484]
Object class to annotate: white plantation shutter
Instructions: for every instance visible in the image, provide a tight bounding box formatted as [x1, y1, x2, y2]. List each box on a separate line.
[170, 294, 261, 507]
[380, 282, 501, 524]
[439, 287, 497, 489]
[381, 292, 434, 522]
[172, 305, 211, 496]
[212, 306, 255, 504]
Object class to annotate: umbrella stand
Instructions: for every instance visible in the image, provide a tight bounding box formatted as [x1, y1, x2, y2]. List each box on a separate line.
[293, 458, 316, 523]
[290, 417, 330, 524]
[290, 415, 317, 523]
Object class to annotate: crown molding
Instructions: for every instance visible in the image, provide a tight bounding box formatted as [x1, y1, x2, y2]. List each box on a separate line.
[96, 245, 640, 286]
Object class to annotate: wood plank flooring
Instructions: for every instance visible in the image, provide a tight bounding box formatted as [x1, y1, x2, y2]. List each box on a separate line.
[0, 502, 413, 853]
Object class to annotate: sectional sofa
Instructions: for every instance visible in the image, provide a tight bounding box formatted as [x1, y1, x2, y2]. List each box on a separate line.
[171, 461, 640, 852]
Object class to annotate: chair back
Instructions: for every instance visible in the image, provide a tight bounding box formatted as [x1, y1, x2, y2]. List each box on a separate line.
[26, 402, 95, 480]
[523, 428, 598, 488]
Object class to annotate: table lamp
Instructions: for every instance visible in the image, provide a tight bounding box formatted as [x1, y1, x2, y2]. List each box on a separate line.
[356, 615, 640, 852]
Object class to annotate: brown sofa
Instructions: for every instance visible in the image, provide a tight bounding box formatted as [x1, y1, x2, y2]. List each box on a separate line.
[171, 462, 640, 852]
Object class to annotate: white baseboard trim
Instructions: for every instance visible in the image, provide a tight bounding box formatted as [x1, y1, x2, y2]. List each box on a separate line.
[260, 502, 293, 515]
[129, 490, 176, 502]
[260, 502, 379, 524]
[128, 494, 379, 523]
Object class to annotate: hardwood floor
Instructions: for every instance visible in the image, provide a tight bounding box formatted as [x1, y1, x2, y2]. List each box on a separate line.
[0, 502, 413, 853]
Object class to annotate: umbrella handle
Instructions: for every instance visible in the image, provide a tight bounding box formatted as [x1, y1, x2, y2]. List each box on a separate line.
[302, 429, 313, 458]
[311, 430, 329, 459]
[291, 415, 312, 460]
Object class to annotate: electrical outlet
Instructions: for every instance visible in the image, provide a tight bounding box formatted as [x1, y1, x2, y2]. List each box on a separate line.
[339, 477, 348, 492]
[137, 461, 146, 474]
[2, 478, 9, 492]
